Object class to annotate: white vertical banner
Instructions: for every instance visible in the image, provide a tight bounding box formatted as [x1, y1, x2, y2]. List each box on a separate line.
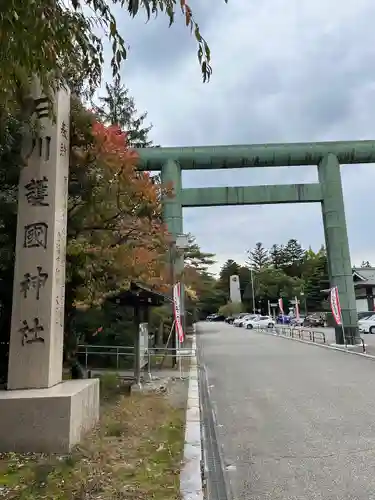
[173, 282, 184, 343]
[278, 298, 284, 315]
[330, 286, 342, 325]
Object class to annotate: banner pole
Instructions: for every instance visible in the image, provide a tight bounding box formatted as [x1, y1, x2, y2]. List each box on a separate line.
[341, 318, 347, 346]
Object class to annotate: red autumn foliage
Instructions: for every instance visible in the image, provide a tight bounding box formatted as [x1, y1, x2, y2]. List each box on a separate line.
[67, 111, 172, 306]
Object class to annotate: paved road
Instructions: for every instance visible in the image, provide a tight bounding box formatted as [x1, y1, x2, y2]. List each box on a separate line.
[198, 321, 375, 500]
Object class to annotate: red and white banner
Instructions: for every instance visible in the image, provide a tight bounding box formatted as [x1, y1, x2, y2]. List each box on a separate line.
[173, 282, 184, 343]
[295, 296, 300, 320]
[278, 298, 284, 315]
[330, 286, 342, 325]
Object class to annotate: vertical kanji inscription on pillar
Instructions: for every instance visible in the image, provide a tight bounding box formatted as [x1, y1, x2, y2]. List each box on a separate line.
[8, 81, 70, 390]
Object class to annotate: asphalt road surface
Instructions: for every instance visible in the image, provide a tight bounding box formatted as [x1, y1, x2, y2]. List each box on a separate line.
[198, 321, 375, 500]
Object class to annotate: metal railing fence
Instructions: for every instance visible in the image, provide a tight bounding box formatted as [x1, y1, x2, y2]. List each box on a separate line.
[254, 324, 366, 353]
[76, 343, 195, 380]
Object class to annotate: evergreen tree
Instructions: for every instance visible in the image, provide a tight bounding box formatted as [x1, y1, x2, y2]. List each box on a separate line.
[95, 80, 153, 148]
[184, 234, 216, 272]
[255, 267, 303, 301]
[361, 260, 372, 268]
[247, 242, 269, 270]
[238, 265, 251, 294]
[269, 244, 284, 268]
[194, 273, 227, 318]
[242, 282, 254, 302]
[181, 237, 224, 319]
[303, 250, 329, 311]
[283, 239, 305, 264]
[281, 239, 305, 277]
[217, 260, 241, 299]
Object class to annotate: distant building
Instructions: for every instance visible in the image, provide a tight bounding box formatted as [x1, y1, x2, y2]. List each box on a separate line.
[352, 267, 375, 312]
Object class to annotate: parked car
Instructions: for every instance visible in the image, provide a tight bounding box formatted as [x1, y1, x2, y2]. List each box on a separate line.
[206, 314, 226, 322]
[225, 313, 247, 324]
[359, 316, 375, 334]
[240, 314, 260, 328]
[290, 315, 305, 326]
[358, 311, 375, 321]
[244, 315, 274, 329]
[213, 315, 226, 322]
[303, 314, 325, 327]
[232, 313, 252, 327]
[276, 314, 291, 325]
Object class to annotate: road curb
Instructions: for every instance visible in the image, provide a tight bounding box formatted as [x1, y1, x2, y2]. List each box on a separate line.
[257, 328, 375, 361]
[180, 334, 204, 500]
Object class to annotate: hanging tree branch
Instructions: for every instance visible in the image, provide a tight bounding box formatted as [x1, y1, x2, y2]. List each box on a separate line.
[0, 0, 228, 111]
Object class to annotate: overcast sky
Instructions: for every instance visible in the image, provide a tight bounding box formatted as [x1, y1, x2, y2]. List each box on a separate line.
[101, 0, 375, 274]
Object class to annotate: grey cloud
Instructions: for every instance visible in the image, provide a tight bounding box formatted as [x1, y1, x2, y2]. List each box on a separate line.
[107, 1, 217, 76]
[183, 202, 326, 272]
[99, 0, 375, 270]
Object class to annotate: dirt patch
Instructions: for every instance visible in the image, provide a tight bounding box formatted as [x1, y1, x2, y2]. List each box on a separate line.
[0, 378, 187, 499]
[166, 377, 189, 409]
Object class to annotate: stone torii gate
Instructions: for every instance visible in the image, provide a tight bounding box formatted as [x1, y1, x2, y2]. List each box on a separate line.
[136, 140, 375, 346]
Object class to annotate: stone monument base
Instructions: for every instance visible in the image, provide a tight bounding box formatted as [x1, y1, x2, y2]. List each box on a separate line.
[0, 379, 100, 453]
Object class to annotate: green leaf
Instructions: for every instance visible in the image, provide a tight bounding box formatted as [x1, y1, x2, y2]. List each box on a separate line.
[0, 0, 225, 112]
[128, 0, 139, 17]
[116, 50, 121, 66]
[194, 25, 202, 42]
[166, 6, 174, 27]
[197, 46, 203, 65]
[204, 41, 210, 62]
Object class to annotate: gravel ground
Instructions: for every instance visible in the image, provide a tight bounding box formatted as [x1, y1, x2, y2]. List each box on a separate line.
[198, 321, 375, 500]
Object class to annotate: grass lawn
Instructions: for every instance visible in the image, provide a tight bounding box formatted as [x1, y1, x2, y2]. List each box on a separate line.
[0, 376, 186, 499]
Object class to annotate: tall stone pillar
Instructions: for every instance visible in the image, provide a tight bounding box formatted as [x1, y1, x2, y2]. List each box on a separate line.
[229, 275, 242, 303]
[318, 154, 360, 345]
[161, 160, 185, 338]
[7, 85, 70, 390]
[161, 160, 183, 244]
[0, 82, 99, 453]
